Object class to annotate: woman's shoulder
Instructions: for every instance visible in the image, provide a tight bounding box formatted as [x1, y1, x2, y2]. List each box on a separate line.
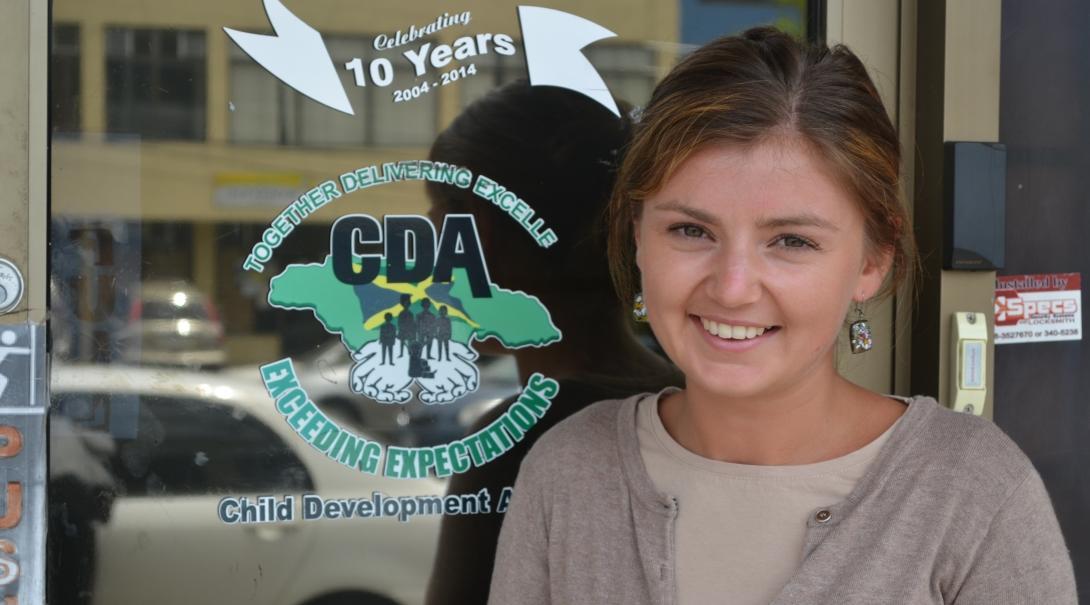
[895, 395, 1039, 497]
[889, 396, 1072, 597]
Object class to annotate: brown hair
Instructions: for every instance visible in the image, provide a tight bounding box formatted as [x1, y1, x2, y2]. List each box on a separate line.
[607, 26, 919, 306]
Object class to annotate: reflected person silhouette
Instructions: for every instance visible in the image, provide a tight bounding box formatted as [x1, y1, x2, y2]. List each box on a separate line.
[423, 80, 682, 605]
[48, 416, 117, 605]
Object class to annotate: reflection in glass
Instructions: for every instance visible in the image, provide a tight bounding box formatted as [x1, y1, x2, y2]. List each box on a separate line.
[105, 28, 207, 141]
[48, 1, 809, 603]
[51, 23, 81, 135]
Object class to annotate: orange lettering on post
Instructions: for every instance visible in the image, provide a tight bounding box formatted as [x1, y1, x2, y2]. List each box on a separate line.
[0, 427, 22, 458]
[0, 484, 22, 529]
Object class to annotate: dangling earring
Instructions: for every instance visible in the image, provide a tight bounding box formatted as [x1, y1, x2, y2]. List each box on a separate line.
[849, 302, 873, 354]
[632, 292, 649, 322]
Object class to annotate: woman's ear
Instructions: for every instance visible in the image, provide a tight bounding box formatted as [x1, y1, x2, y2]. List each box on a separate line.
[632, 216, 644, 270]
[856, 245, 894, 300]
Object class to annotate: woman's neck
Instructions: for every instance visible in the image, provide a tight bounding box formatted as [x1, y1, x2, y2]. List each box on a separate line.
[658, 366, 899, 466]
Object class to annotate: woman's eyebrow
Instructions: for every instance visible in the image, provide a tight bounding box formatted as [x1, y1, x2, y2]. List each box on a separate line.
[651, 200, 718, 224]
[757, 213, 840, 232]
[650, 202, 839, 232]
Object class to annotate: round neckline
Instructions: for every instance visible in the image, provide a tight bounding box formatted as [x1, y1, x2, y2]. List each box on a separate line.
[617, 387, 938, 518]
[639, 387, 907, 479]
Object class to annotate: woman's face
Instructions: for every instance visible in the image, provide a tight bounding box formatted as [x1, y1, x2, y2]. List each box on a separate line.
[634, 138, 890, 400]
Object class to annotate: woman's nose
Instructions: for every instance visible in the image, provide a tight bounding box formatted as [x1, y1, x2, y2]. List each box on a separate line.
[703, 247, 762, 307]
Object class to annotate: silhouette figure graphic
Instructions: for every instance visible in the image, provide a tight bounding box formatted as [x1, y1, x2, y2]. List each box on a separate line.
[379, 313, 396, 365]
[397, 293, 416, 359]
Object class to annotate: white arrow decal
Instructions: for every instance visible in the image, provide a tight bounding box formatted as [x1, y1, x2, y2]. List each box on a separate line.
[224, 0, 354, 115]
[517, 6, 620, 117]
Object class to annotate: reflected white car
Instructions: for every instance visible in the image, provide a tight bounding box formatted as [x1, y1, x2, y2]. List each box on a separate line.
[51, 365, 445, 605]
[118, 280, 227, 368]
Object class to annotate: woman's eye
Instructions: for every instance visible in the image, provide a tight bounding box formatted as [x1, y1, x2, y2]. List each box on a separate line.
[670, 224, 709, 239]
[774, 234, 818, 250]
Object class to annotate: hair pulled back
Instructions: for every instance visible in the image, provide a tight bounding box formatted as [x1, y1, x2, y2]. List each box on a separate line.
[608, 26, 918, 306]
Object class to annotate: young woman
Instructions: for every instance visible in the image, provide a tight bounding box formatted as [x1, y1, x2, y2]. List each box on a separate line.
[488, 27, 1076, 604]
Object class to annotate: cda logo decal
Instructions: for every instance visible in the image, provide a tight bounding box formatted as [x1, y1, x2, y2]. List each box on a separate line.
[247, 161, 563, 479]
[329, 214, 491, 404]
[286, 212, 558, 404]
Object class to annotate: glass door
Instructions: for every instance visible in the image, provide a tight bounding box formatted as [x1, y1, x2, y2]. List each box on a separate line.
[38, 2, 934, 604]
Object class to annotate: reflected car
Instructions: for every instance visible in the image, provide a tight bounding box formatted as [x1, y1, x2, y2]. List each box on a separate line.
[51, 365, 444, 605]
[119, 280, 226, 368]
[228, 340, 522, 448]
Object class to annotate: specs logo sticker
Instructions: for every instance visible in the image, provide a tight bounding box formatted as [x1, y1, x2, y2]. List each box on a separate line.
[995, 272, 1082, 344]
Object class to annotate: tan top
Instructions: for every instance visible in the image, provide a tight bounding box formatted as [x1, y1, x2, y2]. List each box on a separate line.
[489, 391, 1077, 605]
[637, 388, 902, 605]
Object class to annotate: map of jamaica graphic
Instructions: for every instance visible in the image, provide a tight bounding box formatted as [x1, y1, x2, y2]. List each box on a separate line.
[268, 254, 561, 405]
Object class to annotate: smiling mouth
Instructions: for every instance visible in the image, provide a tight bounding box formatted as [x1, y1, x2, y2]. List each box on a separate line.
[698, 317, 781, 341]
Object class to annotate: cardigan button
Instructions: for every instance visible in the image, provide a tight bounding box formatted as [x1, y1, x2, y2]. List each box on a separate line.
[814, 509, 832, 523]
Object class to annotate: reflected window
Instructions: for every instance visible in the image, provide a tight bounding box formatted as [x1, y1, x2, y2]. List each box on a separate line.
[229, 35, 437, 147]
[299, 37, 371, 147]
[460, 49, 524, 108]
[460, 42, 658, 109]
[585, 44, 658, 107]
[52, 23, 81, 135]
[106, 27, 207, 140]
[227, 41, 286, 145]
[141, 222, 193, 280]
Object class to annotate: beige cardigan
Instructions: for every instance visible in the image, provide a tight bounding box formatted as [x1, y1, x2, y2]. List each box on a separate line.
[489, 392, 1077, 604]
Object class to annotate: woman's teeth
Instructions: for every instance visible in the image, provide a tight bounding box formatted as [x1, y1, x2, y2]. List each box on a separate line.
[700, 318, 769, 340]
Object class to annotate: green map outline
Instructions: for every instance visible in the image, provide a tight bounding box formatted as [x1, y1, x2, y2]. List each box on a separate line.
[268, 254, 562, 353]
